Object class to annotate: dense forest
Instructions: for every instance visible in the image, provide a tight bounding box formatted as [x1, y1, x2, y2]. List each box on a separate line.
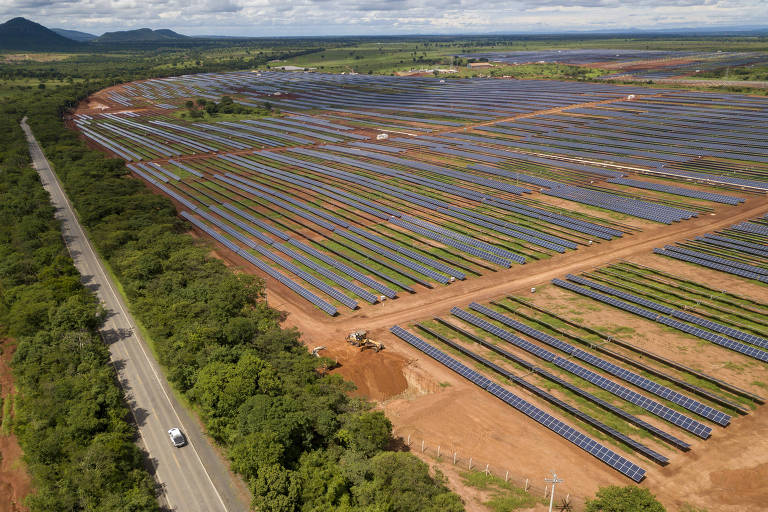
[0, 46, 464, 511]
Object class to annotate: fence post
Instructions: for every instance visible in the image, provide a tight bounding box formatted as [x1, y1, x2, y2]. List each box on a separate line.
[407, 434, 411, 446]
[437, 445, 441, 459]
[469, 457, 472, 470]
[484, 464, 489, 476]
[505, 471, 509, 482]
[421, 440, 425, 453]
[453, 452, 457, 465]
[544, 485, 548, 498]
[525, 479, 529, 492]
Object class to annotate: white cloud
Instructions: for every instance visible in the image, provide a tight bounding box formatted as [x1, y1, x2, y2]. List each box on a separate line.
[1, 0, 765, 36]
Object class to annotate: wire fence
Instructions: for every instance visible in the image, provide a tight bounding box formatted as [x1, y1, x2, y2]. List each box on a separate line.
[395, 429, 587, 511]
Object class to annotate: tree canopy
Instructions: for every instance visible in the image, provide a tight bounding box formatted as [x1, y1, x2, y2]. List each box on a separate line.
[586, 485, 666, 512]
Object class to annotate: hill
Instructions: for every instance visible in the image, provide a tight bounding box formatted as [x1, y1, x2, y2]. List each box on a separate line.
[0, 17, 82, 50]
[95, 28, 189, 42]
[52, 28, 97, 42]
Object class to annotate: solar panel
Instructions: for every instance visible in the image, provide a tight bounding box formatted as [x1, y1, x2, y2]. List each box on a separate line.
[180, 212, 337, 316]
[336, 230, 450, 284]
[654, 248, 768, 283]
[389, 326, 646, 482]
[287, 238, 397, 298]
[452, 307, 713, 438]
[431, 318, 690, 451]
[553, 278, 768, 363]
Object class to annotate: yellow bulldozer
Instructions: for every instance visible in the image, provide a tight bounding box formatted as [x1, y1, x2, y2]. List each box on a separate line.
[346, 330, 383, 352]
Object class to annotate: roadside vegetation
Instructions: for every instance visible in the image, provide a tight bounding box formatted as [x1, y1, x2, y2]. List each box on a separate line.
[0, 108, 158, 510]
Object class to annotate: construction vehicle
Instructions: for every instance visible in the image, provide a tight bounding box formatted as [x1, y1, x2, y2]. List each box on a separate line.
[346, 330, 383, 352]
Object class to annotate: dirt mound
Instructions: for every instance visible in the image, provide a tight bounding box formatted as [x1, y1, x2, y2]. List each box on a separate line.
[327, 344, 409, 400]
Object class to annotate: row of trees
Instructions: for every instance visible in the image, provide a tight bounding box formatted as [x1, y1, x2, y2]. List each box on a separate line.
[0, 100, 159, 510]
[2, 50, 464, 511]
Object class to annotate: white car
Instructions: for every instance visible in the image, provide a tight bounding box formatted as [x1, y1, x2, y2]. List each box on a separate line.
[168, 427, 187, 448]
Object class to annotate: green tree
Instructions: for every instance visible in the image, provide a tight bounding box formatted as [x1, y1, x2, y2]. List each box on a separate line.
[351, 452, 464, 512]
[336, 411, 392, 457]
[586, 486, 665, 512]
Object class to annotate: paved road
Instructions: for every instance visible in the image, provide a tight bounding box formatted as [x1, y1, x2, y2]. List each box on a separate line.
[21, 117, 250, 512]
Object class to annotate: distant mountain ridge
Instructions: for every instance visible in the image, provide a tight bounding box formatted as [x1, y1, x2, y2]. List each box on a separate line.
[95, 27, 189, 42]
[52, 28, 97, 41]
[0, 17, 82, 50]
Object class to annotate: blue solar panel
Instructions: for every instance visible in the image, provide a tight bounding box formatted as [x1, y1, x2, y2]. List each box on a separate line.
[287, 238, 397, 298]
[452, 307, 713, 438]
[424, 321, 684, 456]
[336, 230, 450, 284]
[273, 243, 378, 304]
[654, 248, 768, 283]
[553, 278, 768, 363]
[180, 211, 337, 316]
[348, 226, 466, 279]
[389, 326, 646, 482]
[608, 178, 743, 205]
[192, 208, 359, 310]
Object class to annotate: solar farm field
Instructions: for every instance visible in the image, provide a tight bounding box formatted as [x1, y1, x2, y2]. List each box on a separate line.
[460, 48, 768, 83]
[74, 71, 768, 510]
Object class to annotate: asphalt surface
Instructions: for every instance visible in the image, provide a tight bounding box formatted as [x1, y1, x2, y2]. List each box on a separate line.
[21, 117, 250, 512]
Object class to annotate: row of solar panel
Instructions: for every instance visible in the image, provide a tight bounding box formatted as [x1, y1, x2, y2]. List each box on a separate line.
[450, 307, 713, 438]
[552, 278, 768, 364]
[571, 273, 768, 350]
[417, 323, 671, 463]
[389, 326, 646, 481]
[466, 302, 730, 425]
[429, 319, 690, 450]
[607, 177, 743, 205]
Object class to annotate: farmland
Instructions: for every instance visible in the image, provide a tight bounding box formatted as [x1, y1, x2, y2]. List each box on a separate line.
[70, 68, 768, 510]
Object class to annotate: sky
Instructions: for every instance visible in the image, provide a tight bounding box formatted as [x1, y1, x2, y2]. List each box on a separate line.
[4, 0, 768, 36]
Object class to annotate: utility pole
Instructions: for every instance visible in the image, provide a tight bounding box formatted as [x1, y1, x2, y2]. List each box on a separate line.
[545, 471, 563, 512]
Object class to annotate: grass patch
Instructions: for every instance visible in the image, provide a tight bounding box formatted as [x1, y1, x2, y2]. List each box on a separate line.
[461, 471, 545, 511]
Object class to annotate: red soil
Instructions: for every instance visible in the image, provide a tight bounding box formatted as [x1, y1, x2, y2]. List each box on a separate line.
[0, 339, 32, 512]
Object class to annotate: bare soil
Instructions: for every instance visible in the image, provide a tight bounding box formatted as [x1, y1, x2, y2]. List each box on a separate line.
[0, 339, 32, 512]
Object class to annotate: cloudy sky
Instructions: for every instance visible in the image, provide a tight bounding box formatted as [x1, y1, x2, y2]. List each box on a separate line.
[4, 0, 767, 36]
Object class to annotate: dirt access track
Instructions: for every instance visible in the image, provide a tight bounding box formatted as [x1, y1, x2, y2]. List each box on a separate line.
[0, 339, 32, 512]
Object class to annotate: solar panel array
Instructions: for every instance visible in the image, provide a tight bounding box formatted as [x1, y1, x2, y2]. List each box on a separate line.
[425, 321, 689, 452]
[450, 308, 712, 438]
[552, 278, 768, 363]
[468, 302, 730, 426]
[655, 216, 768, 284]
[389, 325, 646, 482]
[566, 274, 768, 351]
[179, 211, 338, 316]
[83, 70, 768, 314]
[607, 177, 744, 205]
